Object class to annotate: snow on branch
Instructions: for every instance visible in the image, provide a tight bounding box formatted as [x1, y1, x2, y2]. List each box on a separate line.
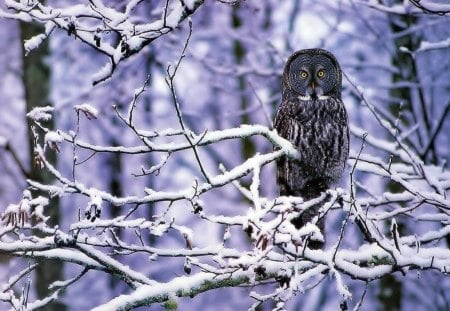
[2, 12, 450, 305]
[408, 0, 450, 15]
[0, 0, 205, 84]
[417, 37, 450, 52]
[354, 0, 450, 16]
[1, 74, 449, 309]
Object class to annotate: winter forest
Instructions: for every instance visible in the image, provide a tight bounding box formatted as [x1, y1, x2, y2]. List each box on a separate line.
[0, 0, 449, 310]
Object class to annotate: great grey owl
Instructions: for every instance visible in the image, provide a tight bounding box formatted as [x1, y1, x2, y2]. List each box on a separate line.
[274, 48, 349, 248]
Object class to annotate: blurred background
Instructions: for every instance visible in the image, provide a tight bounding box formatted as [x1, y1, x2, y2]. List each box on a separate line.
[1, 0, 449, 310]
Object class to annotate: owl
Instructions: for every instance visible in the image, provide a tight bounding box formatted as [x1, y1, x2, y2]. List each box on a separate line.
[274, 48, 349, 248]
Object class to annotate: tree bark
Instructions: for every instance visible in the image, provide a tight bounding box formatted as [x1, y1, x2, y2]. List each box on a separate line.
[20, 20, 66, 311]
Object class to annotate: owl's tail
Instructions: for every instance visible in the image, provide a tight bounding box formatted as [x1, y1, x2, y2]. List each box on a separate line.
[291, 203, 325, 249]
[289, 180, 329, 249]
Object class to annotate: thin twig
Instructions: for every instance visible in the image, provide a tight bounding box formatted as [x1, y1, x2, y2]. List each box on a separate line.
[422, 102, 450, 159]
[4, 142, 30, 178]
[166, 20, 212, 184]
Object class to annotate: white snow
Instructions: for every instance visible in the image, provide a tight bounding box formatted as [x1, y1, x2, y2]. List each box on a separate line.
[26, 106, 54, 121]
[87, 193, 103, 212]
[24, 34, 46, 55]
[183, 0, 198, 10]
[45, 131, 63, 144]
[74, 103, 99, 119]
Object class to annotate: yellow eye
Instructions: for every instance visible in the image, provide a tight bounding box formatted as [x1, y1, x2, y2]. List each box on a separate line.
[299, 70, 308, 79]
[317, 70, 325, 78]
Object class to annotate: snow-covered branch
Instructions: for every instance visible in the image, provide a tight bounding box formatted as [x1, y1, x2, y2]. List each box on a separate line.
[2, 82, 449, 309]
[354, 0, 450, 16]
[0, 0, 205, 84]
[1, 1, 449, 309]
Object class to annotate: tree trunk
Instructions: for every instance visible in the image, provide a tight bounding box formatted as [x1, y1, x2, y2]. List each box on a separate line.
[232, 6, 256, 165]
[377, 7, 423, 311]
[20, 20, 66, 311]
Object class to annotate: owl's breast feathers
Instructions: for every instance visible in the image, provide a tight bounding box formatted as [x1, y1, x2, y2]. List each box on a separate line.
[274, 95, 349, 198]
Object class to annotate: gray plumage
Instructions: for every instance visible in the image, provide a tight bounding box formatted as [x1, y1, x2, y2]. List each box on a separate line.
[274, 48, 349, 247]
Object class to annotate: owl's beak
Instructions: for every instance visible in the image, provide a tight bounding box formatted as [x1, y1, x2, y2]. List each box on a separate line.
[307, 81, 323, 99]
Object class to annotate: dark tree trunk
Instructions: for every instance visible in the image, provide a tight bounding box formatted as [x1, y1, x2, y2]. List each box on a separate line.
[20, 20, 66, 311]
[376, 6, 423, 311]
[231, 6, 256, 165]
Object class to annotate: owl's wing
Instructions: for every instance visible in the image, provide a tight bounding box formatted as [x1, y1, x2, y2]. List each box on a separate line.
[273, 100, 295, 141]
[273, 100, 299, 196]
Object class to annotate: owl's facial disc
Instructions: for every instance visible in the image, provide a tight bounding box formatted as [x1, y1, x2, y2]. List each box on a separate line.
[287, 52, 339, 98]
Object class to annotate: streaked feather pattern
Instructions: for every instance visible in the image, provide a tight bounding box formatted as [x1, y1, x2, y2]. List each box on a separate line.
[275, 49, 349, 248]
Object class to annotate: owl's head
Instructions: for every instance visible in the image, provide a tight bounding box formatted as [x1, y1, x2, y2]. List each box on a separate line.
[282, 48, 342, 99]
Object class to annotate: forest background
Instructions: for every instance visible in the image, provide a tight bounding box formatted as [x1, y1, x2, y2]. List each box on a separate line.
[0, 0, 449, 310]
